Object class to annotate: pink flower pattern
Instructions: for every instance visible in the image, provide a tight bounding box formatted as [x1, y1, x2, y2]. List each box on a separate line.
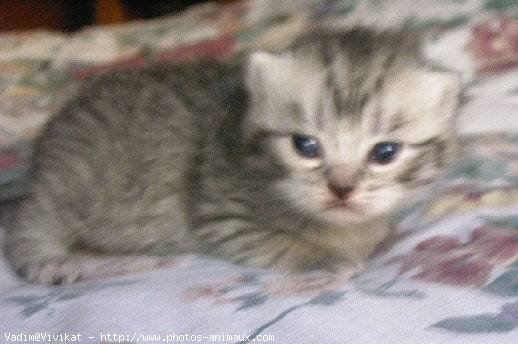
[467, 17, 518, 73]
[398, 225, 518, 286]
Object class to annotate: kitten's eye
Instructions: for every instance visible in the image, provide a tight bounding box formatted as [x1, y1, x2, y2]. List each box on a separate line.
[292, 135, 321, 159]
[369, 142, 401, 164]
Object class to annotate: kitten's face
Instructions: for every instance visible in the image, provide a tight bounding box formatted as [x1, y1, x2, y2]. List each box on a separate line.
[243, 31, 460, 227]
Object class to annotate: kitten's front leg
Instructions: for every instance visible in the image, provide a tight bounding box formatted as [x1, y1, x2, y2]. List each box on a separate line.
[227, 232, 364, 278]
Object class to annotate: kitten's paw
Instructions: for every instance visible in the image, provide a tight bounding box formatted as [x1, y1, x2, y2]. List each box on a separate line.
[263, 270, 340, 296]
[79, 256, 178, 280]
[262, 262, 365, 297]
[18, 257, 82, 285]
[16, 255, 184, 284]
[334, 262, 365, 281]
[262, 264, 364, 297]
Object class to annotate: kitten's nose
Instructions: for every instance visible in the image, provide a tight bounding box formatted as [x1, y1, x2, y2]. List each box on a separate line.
[327, 182, 354, 200]
[326, 164, 357, 200]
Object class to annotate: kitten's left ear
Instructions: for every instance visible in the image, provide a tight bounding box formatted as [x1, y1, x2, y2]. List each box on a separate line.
[418, 71, 461, 121]
[420, 71, 461, 159]
[388, 69, 461, 141]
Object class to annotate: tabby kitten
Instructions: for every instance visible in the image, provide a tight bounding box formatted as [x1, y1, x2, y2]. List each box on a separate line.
[5, 28, 460, 284]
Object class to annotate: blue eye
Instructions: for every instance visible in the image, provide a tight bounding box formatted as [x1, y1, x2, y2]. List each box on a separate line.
[370, 142, 401, 164]
[292, 135, 321, 159]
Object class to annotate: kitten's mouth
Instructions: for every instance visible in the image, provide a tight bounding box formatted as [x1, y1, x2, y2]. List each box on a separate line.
[323, 200, 362, 213]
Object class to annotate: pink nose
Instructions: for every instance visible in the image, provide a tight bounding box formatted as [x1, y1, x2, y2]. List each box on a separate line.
[326, 164, 357, 200]
[327, 182, 354, 200]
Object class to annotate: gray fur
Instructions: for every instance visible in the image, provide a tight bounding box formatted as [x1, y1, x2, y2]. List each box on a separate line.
[5, 27, 460, 284]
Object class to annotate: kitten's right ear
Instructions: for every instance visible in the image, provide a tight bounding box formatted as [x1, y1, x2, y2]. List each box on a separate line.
[243, 51, 295, 139]
[246, 51, 292, 100]
[247, 51, 274, 91]
[247, 52, 271, 88]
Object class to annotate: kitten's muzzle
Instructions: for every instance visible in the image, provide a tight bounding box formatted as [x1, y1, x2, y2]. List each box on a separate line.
[323, 198, 363, 214]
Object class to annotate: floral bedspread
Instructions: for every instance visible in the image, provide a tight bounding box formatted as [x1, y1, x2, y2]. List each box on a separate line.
[0, 134, 517, 343]
[0, 1, 517, 343]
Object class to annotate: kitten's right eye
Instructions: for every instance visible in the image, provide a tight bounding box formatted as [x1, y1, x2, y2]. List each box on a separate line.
[292, 135, 322, 159]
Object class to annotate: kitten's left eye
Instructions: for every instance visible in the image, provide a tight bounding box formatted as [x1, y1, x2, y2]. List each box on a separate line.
[292, 135, 322, 159]
[369, 142, 401, 164]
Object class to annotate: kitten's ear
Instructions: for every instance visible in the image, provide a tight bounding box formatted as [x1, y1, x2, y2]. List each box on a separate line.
[419, 71, 461, 159]
[388, 70, 461, 142]
[421, 71, 461, 121]
[247, 51, 272, 90]
[246, 51, 292, 101]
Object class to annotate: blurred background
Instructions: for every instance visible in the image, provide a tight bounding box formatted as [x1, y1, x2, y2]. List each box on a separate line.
[0, 0, 222, 32]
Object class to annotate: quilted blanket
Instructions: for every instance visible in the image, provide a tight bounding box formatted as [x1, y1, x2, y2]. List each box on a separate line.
[0, 1, 517, 343]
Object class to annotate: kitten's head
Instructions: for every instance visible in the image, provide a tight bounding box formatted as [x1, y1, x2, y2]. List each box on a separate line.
[242, 28, 460, 227]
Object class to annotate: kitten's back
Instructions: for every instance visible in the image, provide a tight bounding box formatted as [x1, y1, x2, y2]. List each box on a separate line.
[6, 62, 244, 283]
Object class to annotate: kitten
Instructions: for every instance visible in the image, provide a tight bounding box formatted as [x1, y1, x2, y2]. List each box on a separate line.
[5, 27, 460, 284]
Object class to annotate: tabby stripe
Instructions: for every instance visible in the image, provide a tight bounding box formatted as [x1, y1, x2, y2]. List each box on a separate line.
[233, 251, 266, 266]
[324, 70, 345, 117]
[205, 227, 257, 249]
[397, 162, 423, 183]
[227, 235, 278, 265]
[403, 176, 436, 188]
[397, 151, 431, 183]
[409, 136, 440, 148]
[195, 213, 251, 227]
[231, 233, 277, 256]
[433, 140, 447, 168]
[387, 112, 407, 134]
[265, 246, 290, 268]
